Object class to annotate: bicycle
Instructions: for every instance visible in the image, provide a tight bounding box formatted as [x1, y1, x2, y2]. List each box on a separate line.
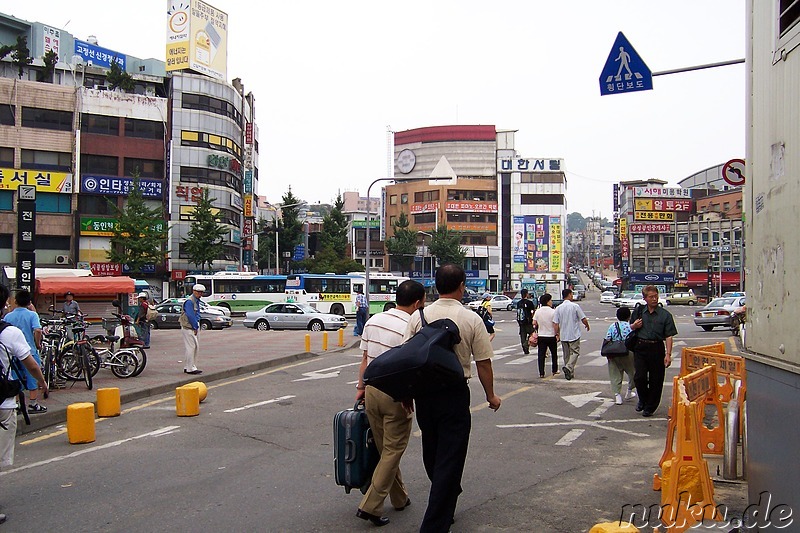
[57, 321, 94, 390]
[86, 334, 142, 378]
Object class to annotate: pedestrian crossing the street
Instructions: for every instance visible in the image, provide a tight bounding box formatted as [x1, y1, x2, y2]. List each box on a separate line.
[486, 339, 688, 368]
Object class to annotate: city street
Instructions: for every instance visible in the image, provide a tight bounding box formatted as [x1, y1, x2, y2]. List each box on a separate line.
[1, 290, 748, 531]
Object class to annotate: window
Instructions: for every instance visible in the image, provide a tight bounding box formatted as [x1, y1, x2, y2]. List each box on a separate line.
[678, 233, 688, 248]
[647, 234, 661, 246]
[21, 107, 73, 131]
[711, 231, 720, 246]
[690, 258, 708, 271]
[701, 231, 709, 247]
[81, 155, 118, 176]
[124, 158, 164, 179]
[446, 213, 496, 224]
[21, 150, 71, 171]
[414, 213, 436, 224]
[632, 259, 645, 271]
[520, 173, 564, 184]
[663, 234, 676, 247]
[36, 192, 71, 213]
[0, 106, 14, 126]
[78, 195, 116, 215]
[447, 190, 498, 201]
[389, 195, 397, 205]
[180, 130, 242, 158]
[0, 147, 13, 166]
[647, 258, 661, 271]
[389, 216, 396, 227]
[0, 191, 13, 211]
[125, 118, 164, 140]
[182, 93, 242, 123]
[632, 235, 646, 249]
[0, 234, 11, 263]
[691, 232, 699, 247]
[179, 166, 241, 192]
[82, 114, 119, 135]
[400, 193, 408, 204]
[520, 194, 565, 205]
[414, 190, 439, 202]
[723, 202, 730, 212]
[779, 0, 800, 39]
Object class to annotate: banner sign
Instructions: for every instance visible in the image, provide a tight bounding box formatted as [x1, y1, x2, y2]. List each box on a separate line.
[633, 187, 691, 198]
[629, 223, 674, 234]
[410, 202, 438, 214]
[244, 195, 253, 217]
[80, 217, 166, 236]
[634, 211, 674, 221]
[445, 201, 498, 213]
[512, 215, 562, 273]
[82, 176, 162, 198]
[0, 168, 73, 193]
[634, 198, 692, 212]
[90, 262, 122, 276]
[75, 39, 125, 69]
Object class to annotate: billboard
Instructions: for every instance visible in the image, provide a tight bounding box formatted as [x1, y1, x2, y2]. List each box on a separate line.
[0, 168, 72, 194]
[512, 215, 563, 273]
[166, 0, 228, 81]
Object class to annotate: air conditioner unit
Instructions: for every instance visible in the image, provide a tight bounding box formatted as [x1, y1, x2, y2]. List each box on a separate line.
[677, 272, 687, 279]
[94, 84, 108, 91]
[666, 266, 675, 273]
[55, 255, 71, 265]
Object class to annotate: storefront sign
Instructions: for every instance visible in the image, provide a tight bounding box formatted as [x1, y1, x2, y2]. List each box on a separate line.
[231, 193, 243, 211]
[633, 187, 691, 198]
[230, 229, 241, 244]
[634, 198, 692, 212]
[172, 269, 187, 281]
[629, 223, 674, 234]
[176, 185, 205, 203]
[90, 262, 122, 276]
[80, 217, 165, 236]
[245, 123, 253, 144]
[351, 219, 380, 228]
[634, 211, 674, 221]
[43, 26, 60, 57]
[82, 176, 161, 198]
[445, 201, 498, 213]
[75, 39, 125, 69]
[244, 195, 253, 217]
[410, 202, 438, 214]
[16, 252, 35, 293]
[244, 170, 253, 193]
[1, 168, 73, 193]
[512, 215, 563, 273]
[243, 219, 253, 237]
[630, 272, 675, 283]
[499, 158, 563, 172]
[207, 154, 242, 176]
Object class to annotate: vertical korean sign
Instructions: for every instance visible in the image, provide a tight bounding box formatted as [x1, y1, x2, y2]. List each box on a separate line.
[16, 186, 37, 292]
[549, 217, 562, 272]
[512, 215, 552, 273]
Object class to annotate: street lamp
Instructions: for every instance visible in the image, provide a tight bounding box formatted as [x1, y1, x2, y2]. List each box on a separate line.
[417, 231, 434, 284]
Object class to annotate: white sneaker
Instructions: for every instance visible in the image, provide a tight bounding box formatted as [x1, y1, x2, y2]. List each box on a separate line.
[625, 389, 636, 400]
[615, 393, 623, 405]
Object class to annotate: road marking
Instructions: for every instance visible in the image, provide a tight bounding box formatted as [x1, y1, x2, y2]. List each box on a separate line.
[293, 362, 360, 381]
[224, 395, 295, 413]
[588, 399, 615, 417]
[499, 412, 662, 437]
[555, 428, 585, 446]
[507, 355, 535, 365]
[562, 391, 606, 408]
[2, 426, 180, 476]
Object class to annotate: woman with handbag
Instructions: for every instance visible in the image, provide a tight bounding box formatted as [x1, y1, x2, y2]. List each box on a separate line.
[603, 307, 637, 405]
[532, 293, 559, 378]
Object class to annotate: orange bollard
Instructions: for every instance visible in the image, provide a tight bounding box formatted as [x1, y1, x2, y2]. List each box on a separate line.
[185, 381, 208, 402]
[96, 387, 121, 417]
[176, 386, 200, 416]
[322, 332, 328, 351]
[338, 328, 344, 347]
[67, 402, 96, 444]
[305, 334, 311, 352]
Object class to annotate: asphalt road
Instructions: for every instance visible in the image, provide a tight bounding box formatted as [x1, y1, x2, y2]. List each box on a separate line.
[0, 291, 747, 532]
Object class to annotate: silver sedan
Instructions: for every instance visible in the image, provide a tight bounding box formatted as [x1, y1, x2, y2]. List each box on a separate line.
[244, 303, 349, 331]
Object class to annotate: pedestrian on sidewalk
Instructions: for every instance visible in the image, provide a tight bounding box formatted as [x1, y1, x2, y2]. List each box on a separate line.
[516, 289, 536, 354]
[134, 292, 152, 349]
[353, 280, 426, 527]
[354, 287, 368, 336]
[604, 307, 636, 405]
[180, 284, 204, 375]
[3, 289, 46, 413]
[532, 293, 559, 378]
[553, 288, 589, 381]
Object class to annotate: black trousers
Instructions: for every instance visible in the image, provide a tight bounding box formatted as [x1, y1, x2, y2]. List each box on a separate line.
[519, 323, 534, 354]
[537, 336, 559, 376]
[415, 381, 471, 533]
[633, 341, 666, 413]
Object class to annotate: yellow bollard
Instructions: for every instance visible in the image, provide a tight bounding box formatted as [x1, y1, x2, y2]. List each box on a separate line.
[67, 402, 96, 444]
[338, 328, 344, 347]
[96, 387, 121, 418]
[322, 332, 328, 351]
[176, 385, 200, 416]
[305, 333, 311, 352]
[588, 523, 639, 533]
[185, 381, 208, 402]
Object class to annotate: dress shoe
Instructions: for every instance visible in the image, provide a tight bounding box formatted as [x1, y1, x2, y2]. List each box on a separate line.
[184, 369, 202, 375]
[635, 402, 644, 412]
[643, 410, 654, 417]
[356, 509, 389, 526]
[394, 498, 411, 511]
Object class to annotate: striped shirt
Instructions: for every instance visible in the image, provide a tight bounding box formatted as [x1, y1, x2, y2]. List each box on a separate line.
[355, 293, 368, 309]
[359, 308, 411, 362]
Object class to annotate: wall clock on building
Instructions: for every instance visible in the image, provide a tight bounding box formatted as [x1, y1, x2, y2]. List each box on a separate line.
[396, 149, 416, 174]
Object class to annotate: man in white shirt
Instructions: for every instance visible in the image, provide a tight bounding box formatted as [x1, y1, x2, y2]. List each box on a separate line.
[354, 280, 427, 527]
[553, 288, 590, 381]
[0, 284, 49, 525]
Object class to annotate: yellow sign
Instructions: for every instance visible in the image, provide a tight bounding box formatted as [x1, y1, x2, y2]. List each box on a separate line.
[634, 211, 674, 221]
[635, 199, 654, 211]
[243, 195, 253, 217]
[0, 168, 73, 194]
[179, 205, 220, 221]
[620, 218, 627, 238]
[549, 223, 562, 272]
[165, 0, 228, 81]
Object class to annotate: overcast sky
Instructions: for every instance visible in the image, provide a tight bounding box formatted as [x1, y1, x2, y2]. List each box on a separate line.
[7, 1, 745, 218]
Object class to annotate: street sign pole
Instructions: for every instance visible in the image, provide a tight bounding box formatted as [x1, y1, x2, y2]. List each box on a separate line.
[16, 185, 37, 292]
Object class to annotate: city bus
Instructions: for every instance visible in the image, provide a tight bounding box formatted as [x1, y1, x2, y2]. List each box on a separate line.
[182, 272, 287, 312]
[349, 272, 409, 315]
[285, 274, 357, 316]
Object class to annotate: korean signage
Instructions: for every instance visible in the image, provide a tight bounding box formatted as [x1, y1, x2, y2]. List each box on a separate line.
[75, 39, 125, 70]
[176, 185, 206, 203]
[351, 219, 380, 228]
[17, 193, 36, 252]
[512, 215, 563, 273]
[410, 202, 438, 214]
[0, 168, 73, 193]
[629, 223, 674, 234]
[230, 229, 241, 244]
[633, 187, 691, 198]
[90, 262, 122, 277]
[16, 252, 35, 293]
[499, 158, 563, 173]
[243, 195, 253, 217]
[245, 123, 253, 144]
[244, 170, 253, 194]
[80, 217, 165, 237]
[165, 0, 229, 81]
[42, 26, 60, 57]
[613, 183, 620, 211]
[207, 154, 242, 176]
[445, 201, 498, 213]
[82, 176, 162, 198]
[634, 198, 692, 212]
[630, 273, 675, 283]
[231, 193, 243, 211]
[634, 211, 674, 221]
[242, 219, 253, 237]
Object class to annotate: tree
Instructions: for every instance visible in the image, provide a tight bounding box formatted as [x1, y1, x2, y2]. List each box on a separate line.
[255, 217, 276, 272]
[319, 193, 348, 256]
[106, 58, 135, 92]
[385, 212, 416, 276]
[567, 212, 586, 232]
[0, 36, 33, 79]
[38, 49, 57, 83]
[106, 174, 169, 273]
[429, 225, 467, 267]
[182, 189, 229, 271]
[302, 245, 363, 274]
[277, 189, 306, 265]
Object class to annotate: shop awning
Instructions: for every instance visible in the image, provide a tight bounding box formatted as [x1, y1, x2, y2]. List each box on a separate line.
[36, 276, 136, 295]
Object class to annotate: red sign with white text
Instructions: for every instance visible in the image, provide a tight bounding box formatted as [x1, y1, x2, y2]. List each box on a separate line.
[629, 223, 674, 233]
[90, 262, 122, 277]
[445, 201, 498, 213]
[410, 202, 438, 213]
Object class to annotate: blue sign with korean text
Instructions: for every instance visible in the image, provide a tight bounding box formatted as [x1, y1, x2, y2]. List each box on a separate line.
[123, 263, 156, 274]
[599, 32, 652, 96]
[75, 39, 126, 70]
[81, 175, 163, 199]
[629, 272, 674, 283]
[293, 245, 306, 261]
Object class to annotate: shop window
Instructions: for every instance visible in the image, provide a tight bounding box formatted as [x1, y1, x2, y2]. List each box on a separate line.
[36, 192, 71, 213]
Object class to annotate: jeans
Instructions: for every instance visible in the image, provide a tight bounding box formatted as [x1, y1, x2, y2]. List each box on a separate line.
[355, 307, 368, 336]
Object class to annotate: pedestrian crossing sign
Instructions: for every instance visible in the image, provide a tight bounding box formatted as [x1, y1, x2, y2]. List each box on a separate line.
[599, 32, 652, 96]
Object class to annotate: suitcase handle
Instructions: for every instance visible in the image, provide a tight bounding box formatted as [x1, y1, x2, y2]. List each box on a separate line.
[344, 439, 356, 463]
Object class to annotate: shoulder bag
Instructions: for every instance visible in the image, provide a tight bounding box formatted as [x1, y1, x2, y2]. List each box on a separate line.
[601, 323, 629, 357]
[625, 305, 642, 352]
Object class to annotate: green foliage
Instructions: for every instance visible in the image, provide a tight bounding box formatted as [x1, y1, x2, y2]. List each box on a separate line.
[254, 217, 276, 271]
[106, 174, 168, 273]
[300, 245, 363, 274]
[385, 212, 417, 275]
[278, 189, 306, 260]
[319, 193, 348, 257]
[38, 49, 57, 83]
[106, 58, 135, 92]
[567, 212, 586, 232]
[182, 189, 229, 271]
[429, 225, 467, 267]
[0, 36, 33, 79]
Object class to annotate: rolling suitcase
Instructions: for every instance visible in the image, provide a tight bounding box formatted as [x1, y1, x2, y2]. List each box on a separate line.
[333, 400, 379, 494]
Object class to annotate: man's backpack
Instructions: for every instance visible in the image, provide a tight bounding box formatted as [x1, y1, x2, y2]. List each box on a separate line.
[0, 320, 30, 428]
[363, 308, 464, 401]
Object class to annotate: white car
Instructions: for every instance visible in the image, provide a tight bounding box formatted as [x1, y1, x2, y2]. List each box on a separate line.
[600, 291, 616, 304]
[619, 294, 669, 309]
[467, 294, 514, 312]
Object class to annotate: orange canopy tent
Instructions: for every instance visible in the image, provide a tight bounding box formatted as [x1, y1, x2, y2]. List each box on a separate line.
[36, 276, 136, 295]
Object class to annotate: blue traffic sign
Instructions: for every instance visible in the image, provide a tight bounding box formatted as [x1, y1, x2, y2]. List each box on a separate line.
[599, 32, 652, 96]
[293, 244, 306, 261]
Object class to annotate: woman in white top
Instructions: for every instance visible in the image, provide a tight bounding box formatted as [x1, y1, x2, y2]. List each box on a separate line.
[532, 293, 560, 378]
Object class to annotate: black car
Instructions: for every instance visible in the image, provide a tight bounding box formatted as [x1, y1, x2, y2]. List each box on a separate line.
[149, 303, 233, 330]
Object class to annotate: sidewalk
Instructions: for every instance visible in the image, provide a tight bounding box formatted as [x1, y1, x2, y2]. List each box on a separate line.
[18, 326, 359, 435]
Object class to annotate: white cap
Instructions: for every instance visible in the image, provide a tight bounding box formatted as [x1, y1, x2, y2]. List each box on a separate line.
[137, 292, 148, 298]
[192, 284, 206, 292]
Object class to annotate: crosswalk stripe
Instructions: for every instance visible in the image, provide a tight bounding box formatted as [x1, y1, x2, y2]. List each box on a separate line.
[507, 355, 535, 365]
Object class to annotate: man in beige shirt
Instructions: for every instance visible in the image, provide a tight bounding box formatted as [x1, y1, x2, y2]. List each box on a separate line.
[403, 264, 501, 532]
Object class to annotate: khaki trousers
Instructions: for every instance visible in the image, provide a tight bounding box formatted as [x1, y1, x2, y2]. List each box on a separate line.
[359, 386, 412, 515]
[182, 328, 199, 371]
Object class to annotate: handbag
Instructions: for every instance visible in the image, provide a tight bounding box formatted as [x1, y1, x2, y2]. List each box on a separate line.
[528, 331, 538, 348]
[145, 306, 159, 321]
[625, 305, 642, 352]
[601, 323, 628, 357]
